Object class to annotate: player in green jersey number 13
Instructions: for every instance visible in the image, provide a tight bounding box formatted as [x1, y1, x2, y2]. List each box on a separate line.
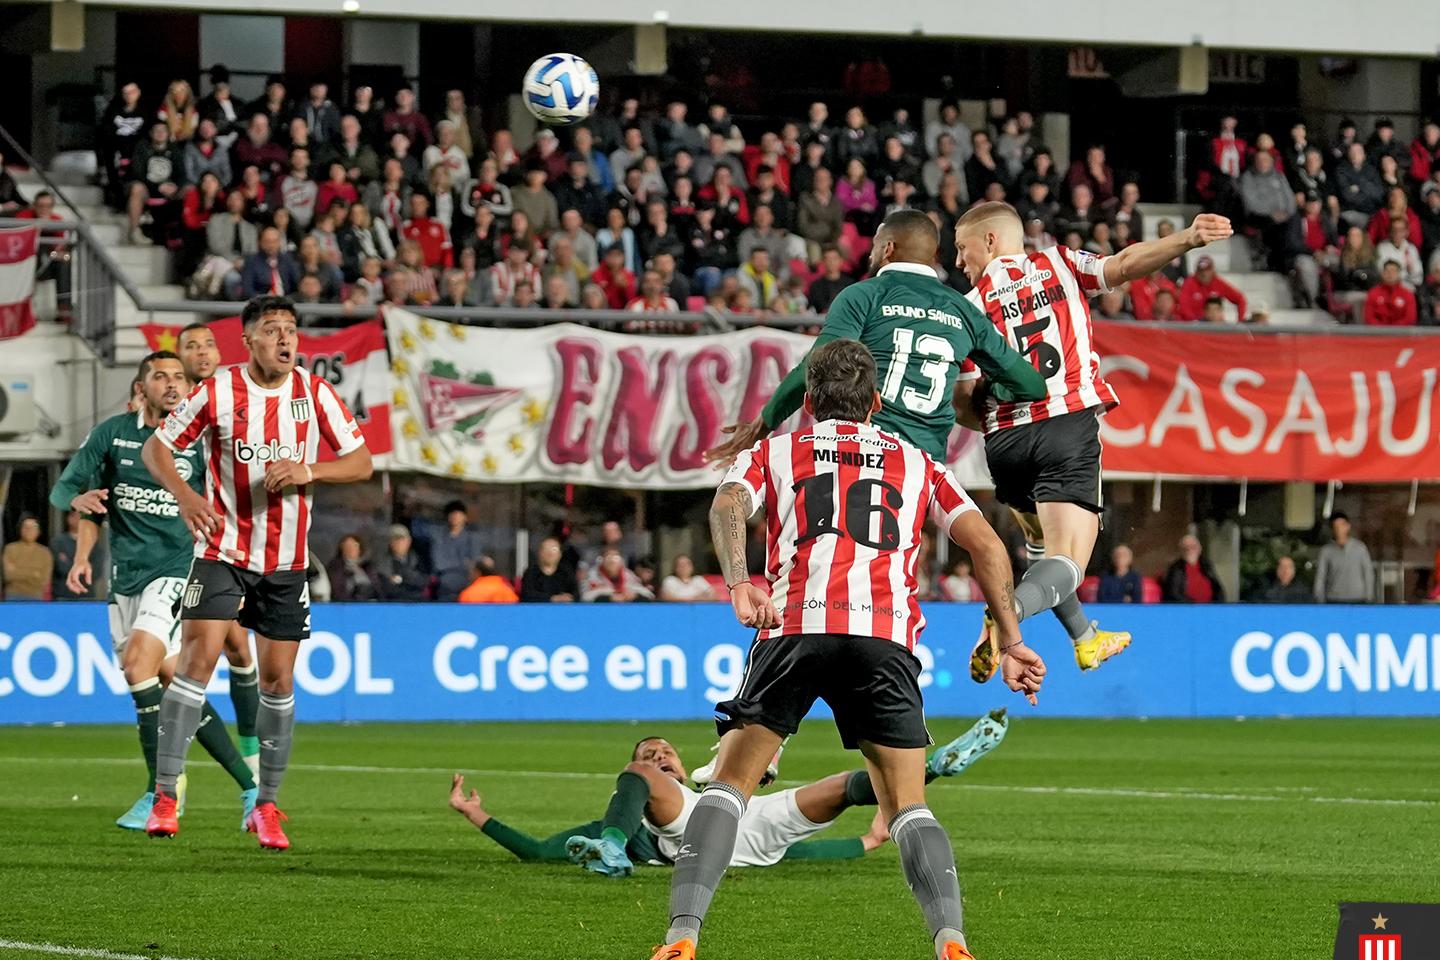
[50, 352, 258, 831]
[705, 209, 1049, 704]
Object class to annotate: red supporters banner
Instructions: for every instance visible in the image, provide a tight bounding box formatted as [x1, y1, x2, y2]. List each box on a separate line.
[138, 317, 393, 456]
[1095, 322, 1440, 482]
[0, 226, 38, 340]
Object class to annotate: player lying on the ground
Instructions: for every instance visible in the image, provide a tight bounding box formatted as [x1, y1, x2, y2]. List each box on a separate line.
[950, 203, 1233, 683]
[448, 711, 1007, 875]
[49, 351, 258, 831]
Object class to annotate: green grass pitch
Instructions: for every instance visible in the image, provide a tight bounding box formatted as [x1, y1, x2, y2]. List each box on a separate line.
[2, 717, 1436, 959]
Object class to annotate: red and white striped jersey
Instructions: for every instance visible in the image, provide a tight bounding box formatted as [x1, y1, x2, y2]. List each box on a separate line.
[158, 365, 366, 575]
[960, 244, 1120, 433]
[724, 419, 978, 649]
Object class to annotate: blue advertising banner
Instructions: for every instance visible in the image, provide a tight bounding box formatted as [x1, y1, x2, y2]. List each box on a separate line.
[1, 602, 1437, 724]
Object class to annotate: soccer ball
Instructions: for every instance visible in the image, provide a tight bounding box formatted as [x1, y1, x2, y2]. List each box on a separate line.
[522, 53, 599, 126]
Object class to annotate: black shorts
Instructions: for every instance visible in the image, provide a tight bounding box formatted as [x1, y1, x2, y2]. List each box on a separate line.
[179, 559, 311, 641]
[715, 633, 930, 750]
[985, 408, 1104, 515]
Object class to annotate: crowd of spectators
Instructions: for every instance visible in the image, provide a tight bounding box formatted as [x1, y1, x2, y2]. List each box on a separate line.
[1201, 115, 1440, 325]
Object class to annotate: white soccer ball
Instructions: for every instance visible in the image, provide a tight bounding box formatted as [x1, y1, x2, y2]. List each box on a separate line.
[522, 53, 599, 126]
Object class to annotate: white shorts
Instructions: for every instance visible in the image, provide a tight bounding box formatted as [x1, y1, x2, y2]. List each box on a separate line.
[108, 576, 187, 658]
[645, 783, 833, 867]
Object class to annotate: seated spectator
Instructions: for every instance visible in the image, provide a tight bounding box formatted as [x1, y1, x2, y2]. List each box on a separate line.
[1240, 151, 1294, 272]
[459, 205, 502, 271]
[384, 85, 433, 150]
[1375, 217, 1424, 289]
[1333, 225, 1380, 313]
[548, 207, 598, 270]
[248, 75, 291, 144]
[460, 157, 513, 222]
[659, 554, 716, 602]
[1289, 148, 1333, 213]
[626, 268, 679, 312]
[309, 203, 345, 266]
[427, 501, 483, 601]
[505, 209, 539, 256]
[1410, 119, 1440, 186]
[427, 166, 459, 231]
[655, 100, 703, 162]
[543, 234, 590, 305]
[687, 204, 739, 294]
[490, 238, 541, 306]
[527, 127, 569, 183]
[295, 234, 343, 301]
[1368, 117, 1407, 168]
[698, 102, 746, 154]
[543, 273, 574, 309]
[579, 282, 608, 309]
[1097, 545, 1143, 603]
[3, 515, 52, 600]
[453, 246, 488, 304]
[1065, 144, 1115, 204]
[334, 114, 380, 186]
[316, 161, 360, 219]
[1364, 260, 1417, 326]
[738, 204, 792, 272]
[876, 136, 921, 199]
[790, 140, 830, 199]
[511, 162, 560, 236]
[352, 256, 385, 305]
[746, 160, 793, 229]
[458, 557, 519, 604]
[1056, 183, 1098, 238]
[1207, 115, 1248, 203]
[1094, 288, 1133, 320]
[1335, 142, 1384, 229]
[1421, 260, 1440, 326]
[401, 192, 453, 270]
[278, 147, 318, 228]
[737, 247, 779, 311]
[1200, 295, 1227, 323]
[640, 199, 685, 264]
[232, 112, 288, 188]
[437, 268, 478, 307]
[178, 172, 225, 273]
[327, 534, 377, 601]
[581, 547, 654, 602]
[925, 100, 971, 162]
[939, 558, 981, 602]
[1176, 256, 1247, 321]
[596, 206, 639, 274]
[339, 202, 395, 282]
[1112, 221, 1134, 249]
[554, 153, 608, 228]
[798, 167, 844, 261]
[651, 250, 691, 305]
[183, 118, 231, 187]
[1288, 196, 1339, 309]
[698, 165, 749, 232]
[592, 242, 637, 308]
[833, 106, 878, 168]
[1420, 184, 1440, 263]
[423, 120, 471, 183]
[571, 125, 612, 191]
[126, 122, 184, 244]
[1367, 186, 1421, 247]
[1162, 534, 1224, 603]
[386, 239, 438, 305]
[1109, 181, 1144, 238]
[238, 225, 300, 298]
[1015, 179, 1059, 235]
[1085, 222, 1117, 257]
[806, 244, 855, 314]
[693, 131, 748, 189]
[158, 79, 199, 143]
[520, 536, 579, 602]
[609, 126, 648, 187]
[775, 274, 811, 316]
[922, 133, 964, 201]
[1263, 555, 1311, 603]
[195, 189, 256, 299]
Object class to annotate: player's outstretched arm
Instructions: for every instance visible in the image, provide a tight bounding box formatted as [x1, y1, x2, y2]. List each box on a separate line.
[711, 482, 778, 629]
[948, 511, 1046, 705]
[449, 773, 492, 828]
[1101, 214, 1234, 288]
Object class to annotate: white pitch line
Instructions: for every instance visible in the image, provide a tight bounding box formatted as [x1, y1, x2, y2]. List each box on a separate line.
[0, 938, 206, 960]
[3, 755, 1438, 807]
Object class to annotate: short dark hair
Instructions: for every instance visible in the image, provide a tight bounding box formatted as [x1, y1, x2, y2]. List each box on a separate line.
[241, 295, 297, 329]
[444, 499, 467, 517]
[137, 349, 181, 382]
[1330, 510, 1349, 523]
[1383, 259, 1402, 271]
[631, 736, 668, 760]
[32, 190, 51, 202]
[178, 321, 210, 341]
[806, 339, 877, 422]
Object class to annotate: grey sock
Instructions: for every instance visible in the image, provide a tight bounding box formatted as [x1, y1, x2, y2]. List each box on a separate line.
[1053, 592, 1096, 643]
[665, 782, 746, 944]
[891, 803, 965, 956]
[256, 691, 295, 805]
[1011, 555, 1081, 622]
[155, 674, 206, 794]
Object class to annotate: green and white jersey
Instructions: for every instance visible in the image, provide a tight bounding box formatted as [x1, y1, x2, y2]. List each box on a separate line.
[50, 409, 205, 598]
[762, 262, 1046, 460]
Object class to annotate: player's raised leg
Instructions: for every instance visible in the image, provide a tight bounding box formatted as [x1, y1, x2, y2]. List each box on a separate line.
[147, 618, 229, 838]
[860, 740, 973, 960]
[652, 724, 782, 960]
[248, 633, 300, 850]
[567, 759, 672, 877]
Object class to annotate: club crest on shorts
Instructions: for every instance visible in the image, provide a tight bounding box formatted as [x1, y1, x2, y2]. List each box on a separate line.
[290, 397, 311, 421]
[183, 582, 204, 608]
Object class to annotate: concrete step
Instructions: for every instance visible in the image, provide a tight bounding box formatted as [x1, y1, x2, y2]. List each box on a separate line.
[109, 244, 173, 283]
[1229, 272, 1293, 312]
[1264, 309, 1335, 327]
[116, 284, 189, 321]
[1184, 236, 1255, 275]
[1137, 202, 1200, 241]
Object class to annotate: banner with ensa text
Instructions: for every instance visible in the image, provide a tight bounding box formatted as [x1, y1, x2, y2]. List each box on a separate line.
[384, 308, 992, 489]
[1095, 322, 1440, 482]
[140, 317, 392, 456]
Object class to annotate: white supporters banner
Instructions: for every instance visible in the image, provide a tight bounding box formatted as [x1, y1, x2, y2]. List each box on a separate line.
[384, 308, 993, 490]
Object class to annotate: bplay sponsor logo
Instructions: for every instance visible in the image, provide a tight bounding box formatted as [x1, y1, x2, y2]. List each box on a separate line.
[234, 438, 307, 464]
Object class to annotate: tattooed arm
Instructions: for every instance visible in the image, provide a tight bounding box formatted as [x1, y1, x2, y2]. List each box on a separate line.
[949, 510, 1046, 704]
[710, 482, 779, 629]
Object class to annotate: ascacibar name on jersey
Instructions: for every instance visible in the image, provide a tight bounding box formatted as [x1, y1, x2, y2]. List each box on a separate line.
[999, 283, 1065, 321]
[878, 304, 968, 328]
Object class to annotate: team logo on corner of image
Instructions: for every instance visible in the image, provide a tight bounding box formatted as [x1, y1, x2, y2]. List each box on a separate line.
[1334, 903, 1440, 960]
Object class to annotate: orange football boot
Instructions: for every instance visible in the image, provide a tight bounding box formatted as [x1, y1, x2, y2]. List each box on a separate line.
[145, 791, 179, 838]
[245, 801, 290, 850]
[647, 938, 696, 960]
[942, 942, 977, 960]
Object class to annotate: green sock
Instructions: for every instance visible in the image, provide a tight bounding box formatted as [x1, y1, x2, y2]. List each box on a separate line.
[130, 678, 164, 793]
[228, 660, 260, 744]
[194, 700, 256, 790]
[600, 771, 650, 847]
